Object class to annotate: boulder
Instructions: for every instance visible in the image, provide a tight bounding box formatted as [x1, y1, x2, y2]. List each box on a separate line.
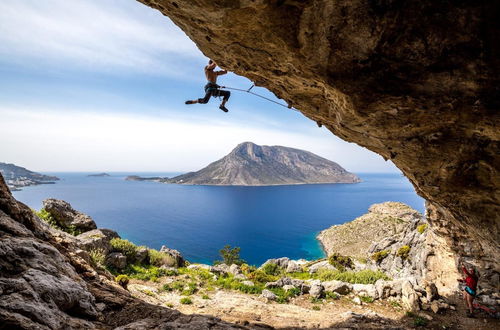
[265, 281, 280, 289]
[283, 285, 296, 292]
[134, 247, 149, 264]
[42, 199, 97, 232]
[352, 284, 378, 299]
[353, 296, 362, 305]
[76, 228, 120, 254]
[259, 289, 277, 302]
[211, 263, 230, 275]
[308, 260, 336, 274]
[242, 280, 254, 287]
[375, 279, 401, 299]
[322, 280, 352, 295]
[160, 245, 185, 267]
[234, 274, 247, 281]
[105, 252, 127, 270]
[309, 283, 324, 299]
[401, 280, 420, 311]
[229, 264, 242, 275]
[260, 257, 290, 269]
[425, 282, 439, 302]
[286, 260, 303, 273]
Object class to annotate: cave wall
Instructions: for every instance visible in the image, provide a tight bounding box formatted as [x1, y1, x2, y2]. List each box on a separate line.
[138, 0, 499, 288]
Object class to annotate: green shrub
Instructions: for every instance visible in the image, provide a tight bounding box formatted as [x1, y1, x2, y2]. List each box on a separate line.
[246, 269, 278, 284]
[417, 224, 428, 234]
[316, 269, 391, 284]
[312, 305, 321, 311]
[390, 301, 402, 308]
[180, 297, 192, 304]
[141, 289, 155, 296]
[171, 280, 187, 291]
[357, 258, 368, 264]
[359, 295, 374, 303]
[202, 294, 210, 300]
[160, 284, 173, 292]
[148, 249, 176, 267]
[288, 272, 312, 280]
[116, 263, 169, 281]
[110, 238, 138, 260]
[181, 282, 198, 295]
[115, 274, 130, 289]
[216, 245, 246, 266]
[88, 248, 106, 268]
[413, 316, 427, 327]
[371, 250, 390, 263]
[262, 263, 281, 276]
[216, 275, 263, 294]
[166, 303, 174, 308]
[328, 253, 354, 272]
[310, 296, 322, 304]
[397, 245, 411, 259]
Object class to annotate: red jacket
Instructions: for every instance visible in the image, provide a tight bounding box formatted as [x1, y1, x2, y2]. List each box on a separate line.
[462, 266, 478, 291]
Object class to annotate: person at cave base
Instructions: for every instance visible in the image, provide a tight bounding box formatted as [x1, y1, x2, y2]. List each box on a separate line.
[185, 59, 231, 112]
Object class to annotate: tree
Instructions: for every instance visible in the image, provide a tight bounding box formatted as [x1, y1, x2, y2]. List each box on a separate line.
[217, 245, 246, 266]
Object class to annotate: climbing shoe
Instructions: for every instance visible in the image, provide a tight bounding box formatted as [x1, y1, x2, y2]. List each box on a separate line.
[185, 100, 195, 105]
[219, 105, 229, 112]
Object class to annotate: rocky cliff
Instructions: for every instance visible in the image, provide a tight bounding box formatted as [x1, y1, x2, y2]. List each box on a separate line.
[0, 162, 59, 190]
[0, 174, 258, 329]
[169, 142, 360, 185]
[138, 0, 499, 289]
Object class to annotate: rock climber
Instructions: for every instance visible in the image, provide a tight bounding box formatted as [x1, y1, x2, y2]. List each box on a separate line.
[458, 262, 479, 317]
[185, 59, 231, 112]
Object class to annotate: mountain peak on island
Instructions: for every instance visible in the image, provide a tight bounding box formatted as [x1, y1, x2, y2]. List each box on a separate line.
[168, 142, 361, 186]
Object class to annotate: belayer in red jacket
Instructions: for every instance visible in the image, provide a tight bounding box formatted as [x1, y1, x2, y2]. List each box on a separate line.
[458, 263, 479, 317]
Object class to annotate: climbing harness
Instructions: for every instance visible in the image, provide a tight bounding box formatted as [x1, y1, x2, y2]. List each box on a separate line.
[219, 84, 300, 112]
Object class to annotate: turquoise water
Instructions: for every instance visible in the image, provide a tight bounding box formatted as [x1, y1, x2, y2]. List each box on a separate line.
[13, 172, 425, 266]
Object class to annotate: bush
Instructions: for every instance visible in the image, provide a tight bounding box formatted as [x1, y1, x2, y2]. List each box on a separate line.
[246, 269, 278, 284]
[181, 282, 198, 295]
[160, 284, 174, 292]
[312, 305, 321, 311]
[262, 263, 281, 276]
[288, 272, 312, 280]
[88, 248, 106, 268]
[325, 291, 340, 300]
[217, 245, 246, 266]
[148, 249, 176, 267]
[316, 269, 391, 284]
[216, 275, 263, 294]
[115, 274, 130, 289]
[417, 224, 428, 234]
[371, 250, 390, 263]
[180, 297, 192, 305]
[397, 245, 411, 260]
[202, 294, 210, 300]
[118, 264, 169, 281]
[328, 253, 354, 272]
[110, 238, 138, 260]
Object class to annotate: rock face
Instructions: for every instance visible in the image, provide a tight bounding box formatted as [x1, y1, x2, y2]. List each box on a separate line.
[43, 199, 97, 232]
[139, 0, 499, 288]
[318, 202, 420, 258]
[0, 174, 259, 329]
[168, 142, 360, 185]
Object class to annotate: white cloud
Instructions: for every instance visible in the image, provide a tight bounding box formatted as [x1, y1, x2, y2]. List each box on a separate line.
[0, 0, 203, 77]
[0, 106, 397, 173]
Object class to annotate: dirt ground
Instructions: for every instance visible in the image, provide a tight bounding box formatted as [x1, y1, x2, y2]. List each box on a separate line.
[127, 279, 499, 329]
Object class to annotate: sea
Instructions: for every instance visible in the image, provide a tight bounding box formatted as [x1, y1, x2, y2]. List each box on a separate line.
[12, 172, 425, 266]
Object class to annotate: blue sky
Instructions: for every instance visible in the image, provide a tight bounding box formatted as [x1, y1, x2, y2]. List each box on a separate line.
[0, 0, 398, 173]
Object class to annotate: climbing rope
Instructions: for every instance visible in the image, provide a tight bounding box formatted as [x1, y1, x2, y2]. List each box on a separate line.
[220, 84, 300, 112]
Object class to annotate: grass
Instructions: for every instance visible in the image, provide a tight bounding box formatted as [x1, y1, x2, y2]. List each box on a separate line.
[390, 301, 402, 308]
[111, 263, 169, 282]
[312, 305, 321, 311]
[359, 295, 374, 303]
[141, 289, 156, 296]
[262, 262, 281, 275]
[397, 245, 411, 259]
[371, 250, 390, 263]
[202, 294, 210, 299]
[413, 316, 428, 327]
[180, 297, 192, 304]
[148, 248, 176, 267]
[316, 269, 391, 284]
[166, 303, 174, 308]
[417, 224, 428, 234]
[89, 248, 106, 268]
[325, 291, 340, 300]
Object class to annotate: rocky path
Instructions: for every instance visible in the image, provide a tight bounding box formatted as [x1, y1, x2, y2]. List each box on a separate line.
[128, 279, 499, 329]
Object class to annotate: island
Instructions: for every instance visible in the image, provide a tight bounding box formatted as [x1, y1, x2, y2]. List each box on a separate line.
[87, 173, 111, 177]
[127, 142, 360, 186]
[0, 162, 59, 191]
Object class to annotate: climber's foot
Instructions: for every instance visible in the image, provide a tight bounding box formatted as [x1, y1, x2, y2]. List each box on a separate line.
[219, 105, 229, 112]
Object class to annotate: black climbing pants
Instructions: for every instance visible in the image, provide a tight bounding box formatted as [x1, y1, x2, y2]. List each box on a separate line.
[198, 83, 231, 104]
